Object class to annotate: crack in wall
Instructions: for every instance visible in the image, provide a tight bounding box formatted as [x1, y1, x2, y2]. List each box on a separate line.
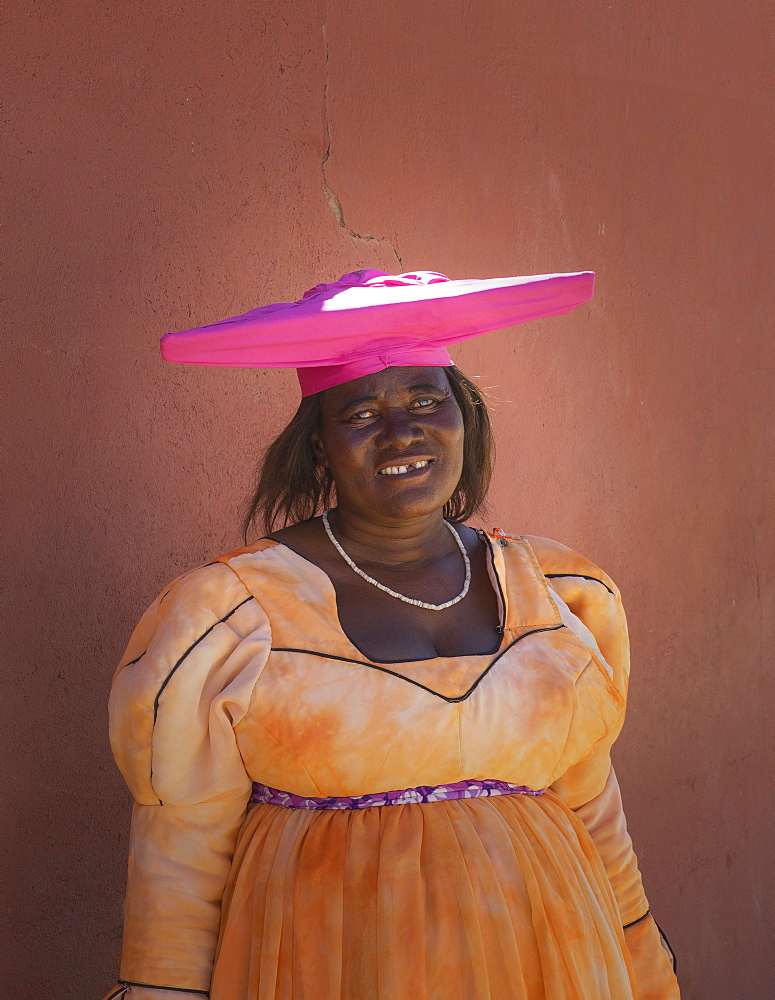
[320, 12, 402, 267]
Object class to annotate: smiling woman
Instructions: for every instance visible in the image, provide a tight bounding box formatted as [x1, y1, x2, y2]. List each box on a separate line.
[243, 364, 492, 539]
[314, 368, 466, 519]
[102, 271, 680, 1000]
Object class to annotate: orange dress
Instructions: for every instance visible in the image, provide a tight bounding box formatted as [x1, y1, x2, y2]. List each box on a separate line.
[109, 533, 680, 999]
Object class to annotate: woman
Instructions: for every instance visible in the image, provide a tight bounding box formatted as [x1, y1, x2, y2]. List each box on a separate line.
[102, 270, 680, 999]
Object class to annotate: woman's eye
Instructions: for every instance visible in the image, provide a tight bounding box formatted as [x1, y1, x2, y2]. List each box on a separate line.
[345, 396, 444, 421]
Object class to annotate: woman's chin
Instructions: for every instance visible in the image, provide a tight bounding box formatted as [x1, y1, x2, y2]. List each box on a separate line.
[363, 488, 455, 524]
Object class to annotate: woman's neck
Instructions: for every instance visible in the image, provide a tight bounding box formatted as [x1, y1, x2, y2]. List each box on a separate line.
[327, 506, 458, 569]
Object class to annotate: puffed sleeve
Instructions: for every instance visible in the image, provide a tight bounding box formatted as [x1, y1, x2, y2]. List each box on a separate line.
[108, 561, 271, 994]
[529, 536, 680, 999]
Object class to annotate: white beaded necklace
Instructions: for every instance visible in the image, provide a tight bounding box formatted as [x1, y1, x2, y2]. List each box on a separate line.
[322, 509, 471, 611]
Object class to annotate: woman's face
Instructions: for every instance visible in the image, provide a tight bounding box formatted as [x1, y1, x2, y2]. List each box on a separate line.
[313, 366, 465, 524]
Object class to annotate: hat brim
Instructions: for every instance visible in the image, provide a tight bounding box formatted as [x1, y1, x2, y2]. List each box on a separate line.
[160, 271, 595, 372]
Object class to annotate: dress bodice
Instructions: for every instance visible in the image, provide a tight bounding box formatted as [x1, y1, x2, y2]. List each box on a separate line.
[217, 535, 624, 798]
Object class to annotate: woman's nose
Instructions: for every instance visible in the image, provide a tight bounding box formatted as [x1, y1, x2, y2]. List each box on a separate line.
[375, 408, 423, 450]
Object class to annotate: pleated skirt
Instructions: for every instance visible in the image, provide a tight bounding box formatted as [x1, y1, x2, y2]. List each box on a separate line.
[211, 791, 636, 1000]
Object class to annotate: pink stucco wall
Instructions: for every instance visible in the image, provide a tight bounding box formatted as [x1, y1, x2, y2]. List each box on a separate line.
[3, 2, 772, 998]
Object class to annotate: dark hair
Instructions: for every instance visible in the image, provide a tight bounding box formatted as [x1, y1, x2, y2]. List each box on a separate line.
[242, 366, 494, 538]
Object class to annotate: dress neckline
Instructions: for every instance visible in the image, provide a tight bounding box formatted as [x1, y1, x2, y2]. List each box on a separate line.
[259, 531, 510, 666]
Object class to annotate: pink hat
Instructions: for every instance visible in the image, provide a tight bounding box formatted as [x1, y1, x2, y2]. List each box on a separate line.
[160, 269, 595, 395]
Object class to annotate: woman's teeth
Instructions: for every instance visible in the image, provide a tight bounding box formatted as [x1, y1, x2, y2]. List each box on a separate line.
[379, 460, 430, 476]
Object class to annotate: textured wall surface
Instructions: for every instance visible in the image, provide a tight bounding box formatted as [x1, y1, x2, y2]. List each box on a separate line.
[2, 2, 772, 998]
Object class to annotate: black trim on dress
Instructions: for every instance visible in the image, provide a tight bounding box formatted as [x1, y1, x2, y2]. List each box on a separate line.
[271, 624, 565, 704]
[623, 908, 651, 929]
[152, 597, 255, 723]
[119, 982, 209, 996]
[122, 565, 245, 671]
[622, 910, 678, 976]
[653, 918, 678, 974]
[544, 573, 615, 596]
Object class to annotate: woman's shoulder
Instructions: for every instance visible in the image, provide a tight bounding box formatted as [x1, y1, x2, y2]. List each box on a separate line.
[115, 542, 282, 675]
[486, 533, 631, 700]
[491, 531, 620, 599]
[157, 538, 282, 603]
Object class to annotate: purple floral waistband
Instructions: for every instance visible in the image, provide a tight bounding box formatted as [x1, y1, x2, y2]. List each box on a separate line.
[250, 779, 546, 811]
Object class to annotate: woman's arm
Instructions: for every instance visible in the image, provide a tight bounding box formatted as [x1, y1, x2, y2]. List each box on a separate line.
[565, 763, 679, 999]
[529, 535, 681, 998]
[101, 986, 208, 999]
[105, 561, 271, 994]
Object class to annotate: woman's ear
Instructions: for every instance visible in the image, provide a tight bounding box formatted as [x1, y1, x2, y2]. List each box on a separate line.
[311, 429, 328, 468]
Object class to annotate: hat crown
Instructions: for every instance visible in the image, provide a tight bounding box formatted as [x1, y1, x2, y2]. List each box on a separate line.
[301, 270, 451, 303]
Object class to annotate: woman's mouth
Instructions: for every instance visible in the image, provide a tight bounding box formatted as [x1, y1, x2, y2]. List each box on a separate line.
[378, 460, 432, 476]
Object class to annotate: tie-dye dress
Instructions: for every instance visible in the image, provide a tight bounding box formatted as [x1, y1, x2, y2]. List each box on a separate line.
[108, 532, 680, 999]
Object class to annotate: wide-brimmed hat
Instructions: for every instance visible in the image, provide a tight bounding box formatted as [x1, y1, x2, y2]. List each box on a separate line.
[160, 269, 595, 395]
